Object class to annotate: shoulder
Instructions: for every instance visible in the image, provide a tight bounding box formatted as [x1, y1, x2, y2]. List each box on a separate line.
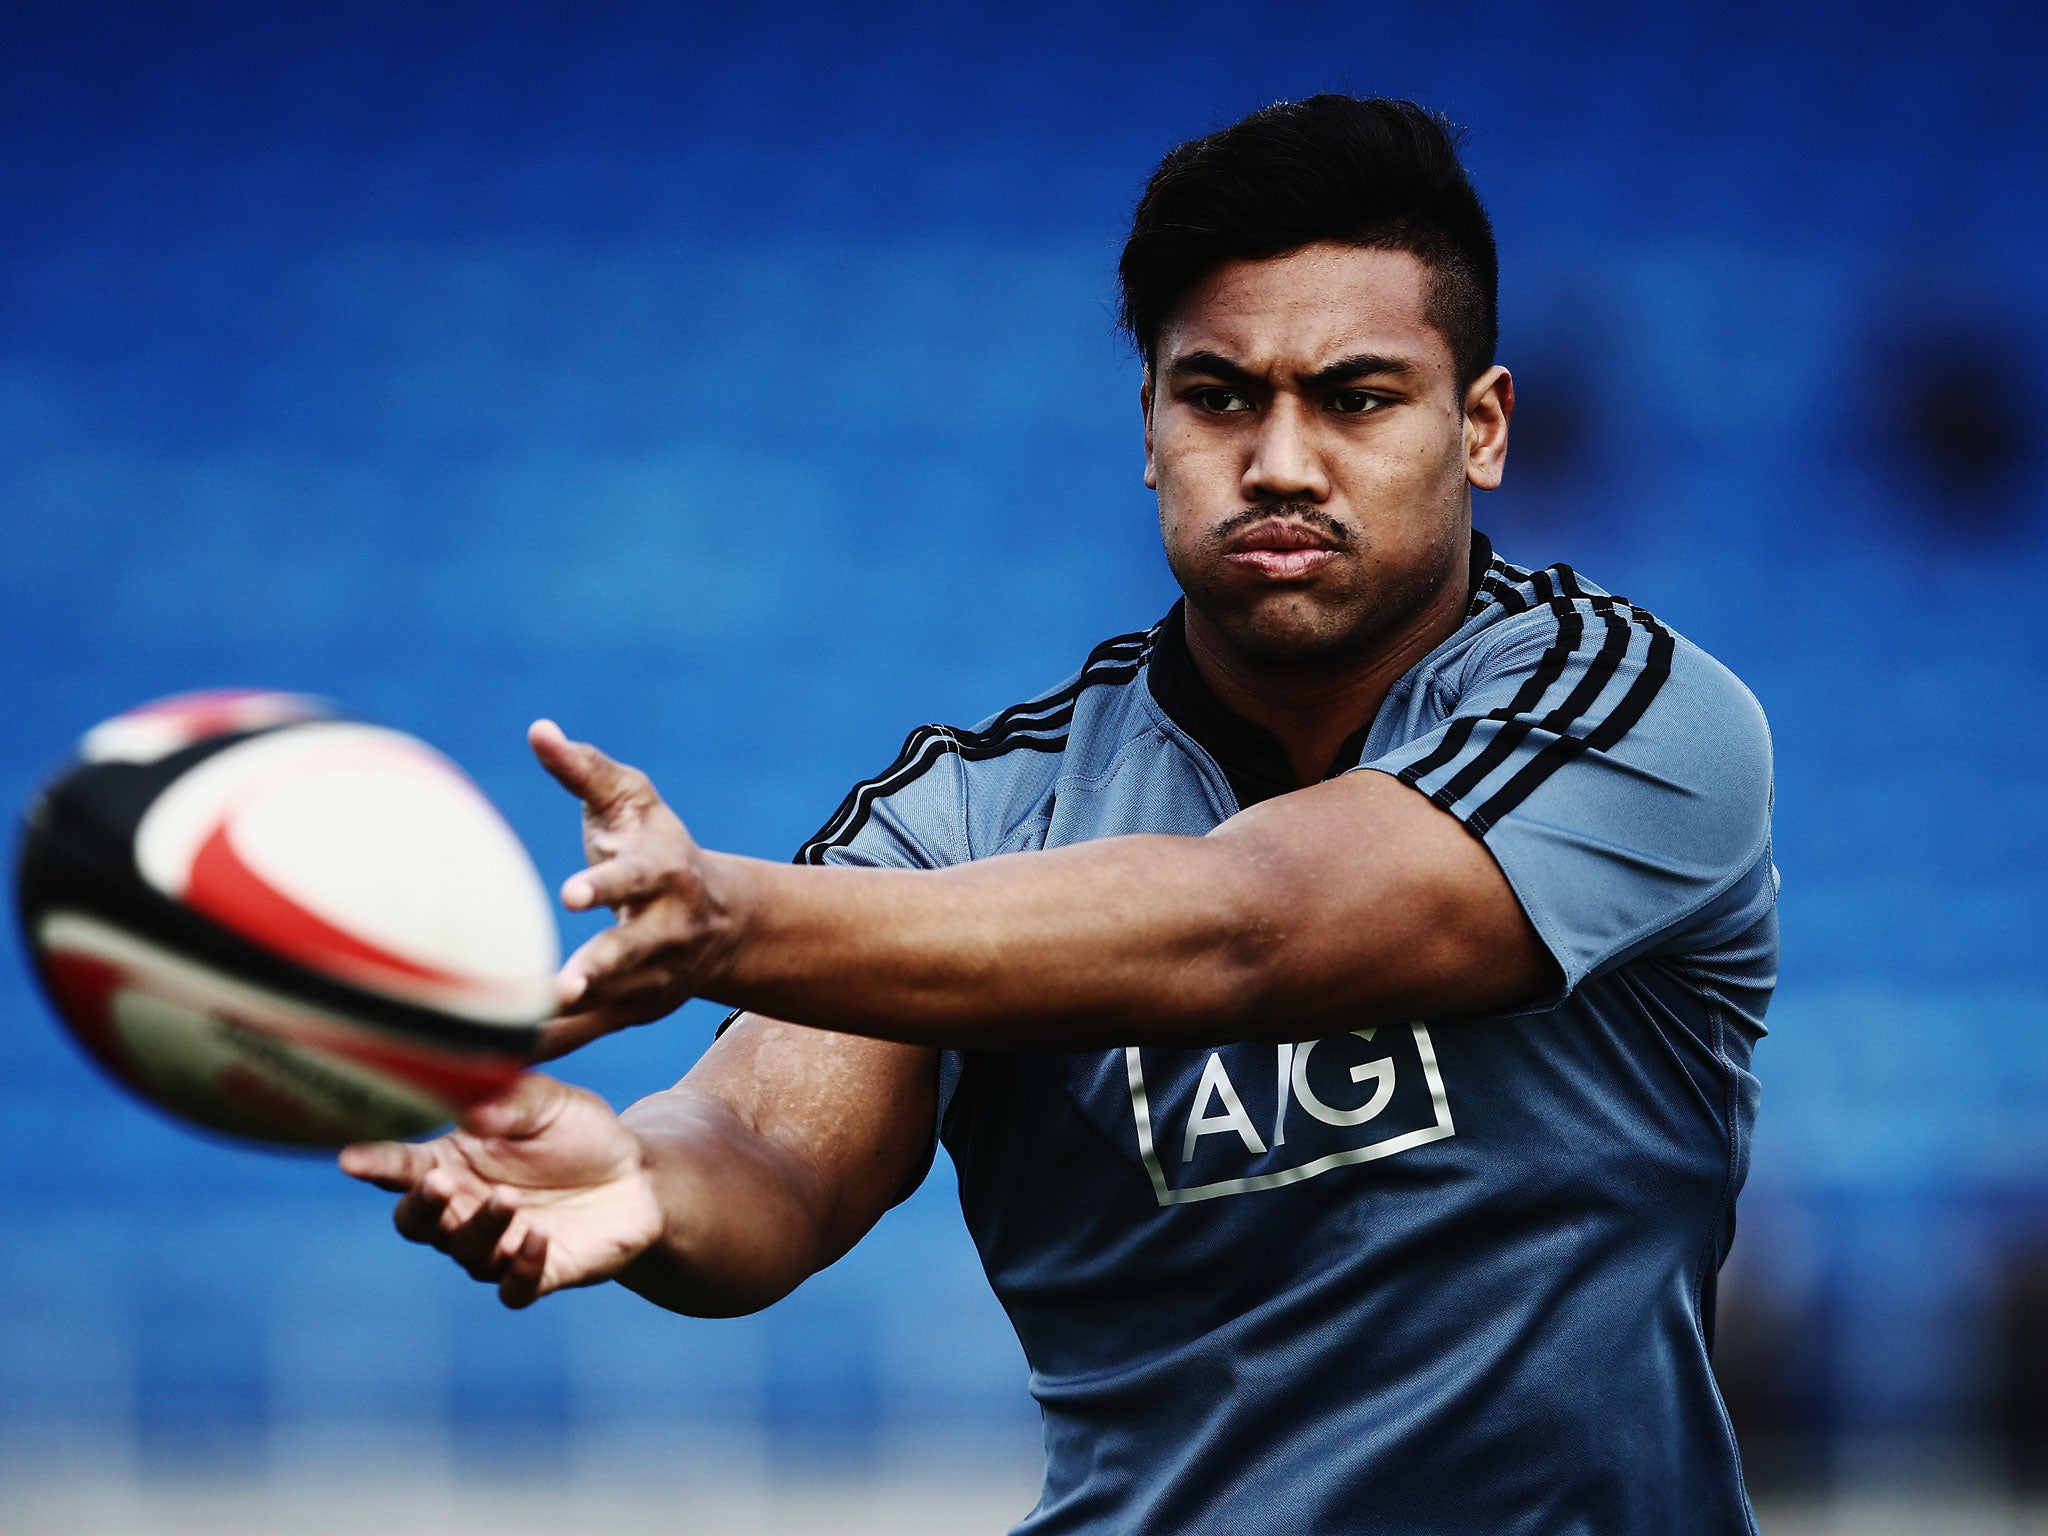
[1392, 550, 1771, 849]
[798, 624, 1160, 866]
[1377, 547, 1778, 988]
[1466, 553, 1769, 761]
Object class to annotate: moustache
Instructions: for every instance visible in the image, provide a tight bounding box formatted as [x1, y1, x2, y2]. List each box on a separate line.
[1210, 504, 1354, 545]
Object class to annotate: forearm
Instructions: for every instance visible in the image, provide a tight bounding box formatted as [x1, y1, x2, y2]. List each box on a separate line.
[551, 763, 1550, 1057]
[704, 831, 1290, 1050]
[688, 772, 1552, 1050]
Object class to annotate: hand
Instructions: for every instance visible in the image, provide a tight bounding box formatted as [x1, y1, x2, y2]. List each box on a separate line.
[338, 1074, 664, 1308]
[528, 719, 730, 1060]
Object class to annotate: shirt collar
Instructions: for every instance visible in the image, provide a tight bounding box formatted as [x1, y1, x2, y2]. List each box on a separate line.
[1145, 530, 1495, 811]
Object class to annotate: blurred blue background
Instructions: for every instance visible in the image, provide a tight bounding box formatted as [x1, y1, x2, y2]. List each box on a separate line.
[4, 0, 2047, 1519]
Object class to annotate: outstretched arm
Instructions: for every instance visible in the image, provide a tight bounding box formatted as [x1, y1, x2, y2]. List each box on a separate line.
[532, 719, 1554, 1058]
[340, 1018, 935, 1312]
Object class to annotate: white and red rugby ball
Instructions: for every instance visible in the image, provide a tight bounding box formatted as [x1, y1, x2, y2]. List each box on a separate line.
[16, 691, 559, 1147]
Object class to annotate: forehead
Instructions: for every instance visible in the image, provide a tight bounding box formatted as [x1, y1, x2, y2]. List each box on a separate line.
[1157, 244, 1449, 377]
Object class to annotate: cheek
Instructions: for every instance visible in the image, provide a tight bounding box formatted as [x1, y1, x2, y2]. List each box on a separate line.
[1153, 421, 1217, 482]
[1346, 419, 1464, 502]
[1155, 495, 1201, 559]
[1152, 432, 1236, 515]
[1153, 483, 1216, 578]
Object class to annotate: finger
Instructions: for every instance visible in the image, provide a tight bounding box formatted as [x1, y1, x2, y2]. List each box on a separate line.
[499, 1229, 549, 1310]
[339, 1139, 434, 1191]
[529, 720, 656, 817]
[529, 1006, 661, 1062]
[562, 855, 668, 914]
[553, 932, 613, 1010]
[556, 924, 670, 1008]
[457, 1072, 568, 1140]
[392, 1172, 456, 1249]
[557, 965, 588, 1009]
[447, 1190, 520, 1280]
[530, 1010, 606, 1062]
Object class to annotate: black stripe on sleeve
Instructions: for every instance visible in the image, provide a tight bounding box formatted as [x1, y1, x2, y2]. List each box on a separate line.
[796, 630, 1153, 865]
[1464, 606, 1676, 834]
[967, 635, 1150, 742]
[1394, 568, 1567, 791]
[1396, 565, 1674, 835]
[1421, 603, 1622, 813]
[798, 727, 961, 865]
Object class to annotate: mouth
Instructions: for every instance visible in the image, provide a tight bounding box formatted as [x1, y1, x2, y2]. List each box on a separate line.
[1222, 520, 1344, 582]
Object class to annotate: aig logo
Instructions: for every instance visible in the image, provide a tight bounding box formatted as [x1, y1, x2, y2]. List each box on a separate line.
[1124, 1024, 1455, 1206]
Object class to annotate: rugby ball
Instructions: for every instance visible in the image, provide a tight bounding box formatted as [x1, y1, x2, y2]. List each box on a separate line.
[15, 691, 559, 1148]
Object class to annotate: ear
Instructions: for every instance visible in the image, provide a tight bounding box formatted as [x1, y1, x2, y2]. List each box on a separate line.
[1464, 366, 1512, 492]
[1140, 370, 1158, 490]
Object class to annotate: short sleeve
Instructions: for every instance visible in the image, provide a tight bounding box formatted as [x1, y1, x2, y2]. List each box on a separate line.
[717, 728, 973, 1190]
[796, 725, 975, 870]
[718, 728, 972, 1054]
[1358, 601, 1774, 996]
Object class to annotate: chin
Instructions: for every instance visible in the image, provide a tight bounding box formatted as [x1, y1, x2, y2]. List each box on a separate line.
[1206, 590, 1382, 665]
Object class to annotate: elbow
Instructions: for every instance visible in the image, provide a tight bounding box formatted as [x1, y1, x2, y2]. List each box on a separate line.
[618, 1250, 803, 1319]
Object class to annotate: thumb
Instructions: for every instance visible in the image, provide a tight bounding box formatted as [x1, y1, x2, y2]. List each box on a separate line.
[338, 1138, 434, 1190]
[458, 1072, 570, 1140]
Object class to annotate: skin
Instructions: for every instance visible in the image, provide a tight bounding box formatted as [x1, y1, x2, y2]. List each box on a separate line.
[341, 242, 1550, 1314]
[1145, 245, 1511, 784]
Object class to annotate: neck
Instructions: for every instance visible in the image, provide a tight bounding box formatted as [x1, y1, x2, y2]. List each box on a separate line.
[1183, 559, 1472, 788]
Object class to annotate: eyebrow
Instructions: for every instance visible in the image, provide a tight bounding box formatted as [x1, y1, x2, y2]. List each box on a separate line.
[1164, 349, 1418, 388]
[1306, 352, 1417, 386]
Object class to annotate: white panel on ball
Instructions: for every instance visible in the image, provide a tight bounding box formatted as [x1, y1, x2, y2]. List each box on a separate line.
[132, 723, 558, 1024]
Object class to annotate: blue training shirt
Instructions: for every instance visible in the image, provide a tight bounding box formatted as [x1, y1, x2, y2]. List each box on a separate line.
[792, 534, 1777, 1535]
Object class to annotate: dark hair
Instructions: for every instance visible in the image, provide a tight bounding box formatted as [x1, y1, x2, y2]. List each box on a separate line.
[1118, 96, 1498, 387]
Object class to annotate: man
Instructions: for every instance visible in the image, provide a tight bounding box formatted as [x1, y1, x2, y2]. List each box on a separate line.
[344, 97, 1776, 1534]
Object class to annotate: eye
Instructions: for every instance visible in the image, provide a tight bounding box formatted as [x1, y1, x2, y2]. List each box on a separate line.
[1188, 387, 1253, 414]
[1327, 390, 1387, 415]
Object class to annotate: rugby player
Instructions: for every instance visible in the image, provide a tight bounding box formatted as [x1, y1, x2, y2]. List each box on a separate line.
[344, 95, 1777, 1534]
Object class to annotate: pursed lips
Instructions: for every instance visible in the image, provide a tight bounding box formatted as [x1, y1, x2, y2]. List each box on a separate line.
[1222, 519, 1344, 581]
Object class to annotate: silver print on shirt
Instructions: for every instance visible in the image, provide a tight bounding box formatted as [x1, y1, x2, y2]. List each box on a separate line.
[1125, 1023, 1456, 1206]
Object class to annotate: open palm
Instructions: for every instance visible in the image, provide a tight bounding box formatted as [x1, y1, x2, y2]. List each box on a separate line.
[341, 1074, 664, 1308]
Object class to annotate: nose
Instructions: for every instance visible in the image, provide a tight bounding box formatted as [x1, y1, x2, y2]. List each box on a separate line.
[1242, 397, 1330, 503]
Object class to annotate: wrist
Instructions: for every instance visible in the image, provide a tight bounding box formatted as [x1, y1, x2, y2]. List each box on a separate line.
[691, 849, 765, 999]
